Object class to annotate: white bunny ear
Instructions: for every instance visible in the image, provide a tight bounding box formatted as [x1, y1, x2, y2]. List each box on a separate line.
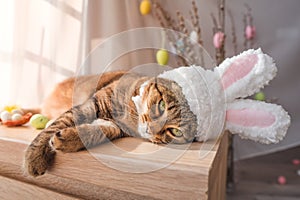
[215, 49, 277, 102]
[225, 99, 291, 144]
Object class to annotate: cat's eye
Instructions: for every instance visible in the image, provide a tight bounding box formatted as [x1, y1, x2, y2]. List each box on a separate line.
[169, 128, 183, 137]
[158, 100, 166, 113]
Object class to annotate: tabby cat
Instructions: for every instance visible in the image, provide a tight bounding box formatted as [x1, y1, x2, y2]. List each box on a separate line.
[24, 71, 197, 176]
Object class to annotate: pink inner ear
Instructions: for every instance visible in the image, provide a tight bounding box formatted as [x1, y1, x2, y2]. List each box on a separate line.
[226, 108, 275, 127]
[221, 54, 258, 89]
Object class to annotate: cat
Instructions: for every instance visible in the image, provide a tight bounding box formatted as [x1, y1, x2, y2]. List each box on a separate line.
[24, 71, 198, 176]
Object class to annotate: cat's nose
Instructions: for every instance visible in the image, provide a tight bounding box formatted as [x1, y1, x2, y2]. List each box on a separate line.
[147, 124, 163, 135]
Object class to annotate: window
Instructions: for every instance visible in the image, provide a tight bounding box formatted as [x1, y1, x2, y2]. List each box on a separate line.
[0, 0, 86, 107]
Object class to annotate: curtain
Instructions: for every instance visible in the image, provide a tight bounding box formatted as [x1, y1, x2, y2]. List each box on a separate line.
[0, 0, 86, 108]
[1, 0, 299, 160]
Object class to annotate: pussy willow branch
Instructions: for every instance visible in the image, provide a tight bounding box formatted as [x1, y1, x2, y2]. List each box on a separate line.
[190, 0, 204, 66]
[191, 0, 202, 45]
[176, 11, 190, 66]
[215, 0, 226, 65]
[243, 3, 254, 49]
[228, 10, 237, 55]
[211, 13, 218, 34]
[153, 2, 185, 66]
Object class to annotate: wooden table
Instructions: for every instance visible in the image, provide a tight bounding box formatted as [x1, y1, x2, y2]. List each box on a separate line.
[0, 126, 228, 200]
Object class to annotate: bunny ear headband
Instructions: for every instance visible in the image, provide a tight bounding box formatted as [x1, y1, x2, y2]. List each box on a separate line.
[159, 49, 291, 144]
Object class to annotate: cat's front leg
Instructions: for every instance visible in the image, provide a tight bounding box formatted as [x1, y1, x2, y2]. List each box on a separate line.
[24, 98, 98, 177]
[50, 119, 124, 153]
[24, 131, 56, 176]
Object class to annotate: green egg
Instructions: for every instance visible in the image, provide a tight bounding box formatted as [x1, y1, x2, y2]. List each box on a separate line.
[254, 92, 266, 101]
[156, 49, 169, 66]
[30, 114, 49, 129]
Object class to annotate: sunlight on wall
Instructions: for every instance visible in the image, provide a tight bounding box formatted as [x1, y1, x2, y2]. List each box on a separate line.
[0, 1, 14, 108]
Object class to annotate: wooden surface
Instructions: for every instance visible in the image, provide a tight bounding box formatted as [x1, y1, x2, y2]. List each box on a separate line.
[227, 145, 300, 200]
[0, 176, 79, 200]
[0, 125, 228, 200]
[208, 132, 228, 200]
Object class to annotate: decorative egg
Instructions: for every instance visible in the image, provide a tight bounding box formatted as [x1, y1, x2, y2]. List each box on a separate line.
[11, 109, 24, 115]
[176, 39, 185, 53]
[30, 114, 50, 129]
[190, 31, 198, 44]
[213, 31, 225, 49]
[254, 92, 266, 101]
[140, 0, 151, 15]
[245, 25, 256, 40]
[292, 159, 300, 166]
[12, 113, 23, 121]
[45, 119, 55, 129]
[156, 49, 169, 66]
[277, 175, 286, 185]
[1, 111, 12, 122]
[169, 44, 177, 54]
[4, 105, 19, 113]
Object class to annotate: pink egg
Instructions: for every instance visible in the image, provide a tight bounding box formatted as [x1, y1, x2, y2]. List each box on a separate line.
[245, 25, 256, 40]
[292, 159, 300, 165]
[277, 175, 286, 185]
[213, 31, 225, 49]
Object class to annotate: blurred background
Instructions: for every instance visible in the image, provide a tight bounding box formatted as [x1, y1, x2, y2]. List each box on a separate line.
[0, 0, 299, 196]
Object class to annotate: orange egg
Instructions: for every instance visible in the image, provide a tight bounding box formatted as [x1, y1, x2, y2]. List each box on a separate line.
[140, 0, 151, 15]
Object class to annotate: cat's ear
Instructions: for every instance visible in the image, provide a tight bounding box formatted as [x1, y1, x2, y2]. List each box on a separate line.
[225, 99, 290, 144]
[215, 49, 277, 102]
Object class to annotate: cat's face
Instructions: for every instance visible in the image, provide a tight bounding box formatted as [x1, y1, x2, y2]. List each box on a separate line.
[138, 78, 197, 144]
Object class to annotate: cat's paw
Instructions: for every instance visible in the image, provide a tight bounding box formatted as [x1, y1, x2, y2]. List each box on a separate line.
[24, 144, 56, 177]
[50, 127, 85, 153]
[149, 137, 163, 144]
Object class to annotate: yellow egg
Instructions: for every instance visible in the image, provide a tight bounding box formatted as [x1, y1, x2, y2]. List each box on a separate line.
[156, 49, 169, 65]
[140, 0, 151, 15]
[4, 105, 20, 113]
[12, 109, 24, 115]
[30, 114, 49, 129]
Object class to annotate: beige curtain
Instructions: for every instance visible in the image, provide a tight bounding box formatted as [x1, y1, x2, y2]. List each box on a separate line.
[1, 0, 299, 160]
[86, 0, 157, 73]
[0, 0, 86, 108]
[0, 0, 157, 108]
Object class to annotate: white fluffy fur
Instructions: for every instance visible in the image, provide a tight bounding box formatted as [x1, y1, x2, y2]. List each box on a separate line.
[226, 100, 291, 144]
[159, 66, 226, 141]
[215, 48, 277, 102]
[158, 48, 290, 143]
[132, 81, 151, 139]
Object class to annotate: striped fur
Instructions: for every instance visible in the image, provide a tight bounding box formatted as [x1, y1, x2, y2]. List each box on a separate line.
[24, 71, 197, 176]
